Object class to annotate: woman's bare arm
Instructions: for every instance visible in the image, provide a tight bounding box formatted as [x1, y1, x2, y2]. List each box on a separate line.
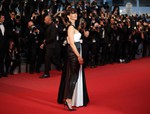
[67, 26, 83, 64]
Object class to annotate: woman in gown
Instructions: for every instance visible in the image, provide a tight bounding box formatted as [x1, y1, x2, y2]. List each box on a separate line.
[57, 8, 89, 111]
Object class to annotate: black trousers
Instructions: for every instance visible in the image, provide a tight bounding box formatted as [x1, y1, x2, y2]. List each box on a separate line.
[0, 49, 7, 75]
[29, 46, 43, 73]
[44, 47, 61, 75]
[44, 48, 54, 75]
[5, 59, 20, 74]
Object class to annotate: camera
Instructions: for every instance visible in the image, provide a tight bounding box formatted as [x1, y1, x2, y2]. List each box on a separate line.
[31, 25, 37, 31]
[30, 25, 38, 34]
[15, 15, 21, 21]
[95, 26, 99, 30]
[62, 40, 67, 46]
[134, 26, 136, 30]
[103, 21, 106, 25]
[81, 22, 85, 28]
[34, 12, 38, 16]
[113, 24, 117, 30]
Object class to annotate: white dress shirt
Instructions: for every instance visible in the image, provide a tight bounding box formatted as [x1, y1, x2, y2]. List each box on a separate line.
[0, 23, 5, 36]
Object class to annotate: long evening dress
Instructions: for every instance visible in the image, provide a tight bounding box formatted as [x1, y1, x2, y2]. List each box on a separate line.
[57, 30, 89, 107]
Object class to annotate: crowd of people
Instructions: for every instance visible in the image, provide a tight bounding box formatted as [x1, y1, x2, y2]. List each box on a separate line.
[0, 0, 150, 78]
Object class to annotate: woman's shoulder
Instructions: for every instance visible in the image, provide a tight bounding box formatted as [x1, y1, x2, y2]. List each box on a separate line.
[67, 25, 75, 32]
[67, 24, 75, 29]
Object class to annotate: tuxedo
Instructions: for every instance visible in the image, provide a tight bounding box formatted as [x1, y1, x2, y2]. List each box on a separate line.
[0, 24, 6, 48]
[6, 17, 16, 41]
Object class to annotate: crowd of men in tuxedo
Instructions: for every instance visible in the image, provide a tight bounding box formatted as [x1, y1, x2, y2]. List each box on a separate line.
[0, 0, 150, 78]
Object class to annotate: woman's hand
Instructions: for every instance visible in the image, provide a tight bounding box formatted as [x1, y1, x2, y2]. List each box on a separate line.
[77, 55, 84, 64]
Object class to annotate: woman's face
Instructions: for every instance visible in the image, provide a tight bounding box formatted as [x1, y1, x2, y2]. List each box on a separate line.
[68, 12, 77, 21]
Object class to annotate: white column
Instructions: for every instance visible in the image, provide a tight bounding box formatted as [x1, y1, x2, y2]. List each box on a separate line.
[90, 0, 94, 3]
[103, 0, 106, 3]
[137, 0, 140, 14]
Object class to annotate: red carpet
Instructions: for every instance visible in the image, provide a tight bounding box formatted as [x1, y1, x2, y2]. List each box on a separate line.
[0, 57, 150, 114]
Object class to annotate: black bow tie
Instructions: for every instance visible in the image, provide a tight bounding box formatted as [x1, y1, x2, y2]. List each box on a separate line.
[0, 23, 3, 25]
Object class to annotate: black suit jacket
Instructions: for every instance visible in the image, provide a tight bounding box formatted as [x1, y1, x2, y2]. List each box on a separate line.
[45, 22, 57, 49]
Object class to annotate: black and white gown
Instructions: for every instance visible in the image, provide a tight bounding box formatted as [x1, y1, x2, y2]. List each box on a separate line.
[57, 32, 89, 107]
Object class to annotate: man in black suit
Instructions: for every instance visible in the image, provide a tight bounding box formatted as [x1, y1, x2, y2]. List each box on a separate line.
[6, 10, 16, 42]
[27, 21, 44, 74]
[0, 13, 8, 78]
[39, 15, 57, 78]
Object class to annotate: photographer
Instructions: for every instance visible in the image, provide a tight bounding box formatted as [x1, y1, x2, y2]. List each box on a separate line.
[30, 10, 39, 25]
[108, 18, 118, 64]
[53, 11, 69, 64]
[88, 17, 100, 67]
[78, 20, 90, 68]
[99, 19, 110, 65]
[144, 23, 150, 56]
[53, 17, 65, 70]
[93, 22, 101, 66]
[130, 24, 144, 59]
[6, 10, 16, 42]
[115, 19, 127, 63]
[5, 40, 20, 75]
[136, 25, 144, 57]
[13, 14, 22, 50]
[26, 21, 43, 74]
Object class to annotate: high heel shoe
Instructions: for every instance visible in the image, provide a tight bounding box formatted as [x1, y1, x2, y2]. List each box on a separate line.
[64, 101, 76, 111]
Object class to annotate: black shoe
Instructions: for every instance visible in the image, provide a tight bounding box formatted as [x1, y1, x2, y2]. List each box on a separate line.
[36, 69, 40, 73]
[2, 72, 8, 77]
[29, 71, 34, 74]
[64, 101, 76, 111]
[9, 72, 14, 75]
[56, 67, 62, 71]
[39, 74, 50, 78]
[29, 70, 34, 74]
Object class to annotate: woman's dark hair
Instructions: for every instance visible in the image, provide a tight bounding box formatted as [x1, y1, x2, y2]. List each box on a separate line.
[66, 8, 77, 16]
[65, 8, 77, 25]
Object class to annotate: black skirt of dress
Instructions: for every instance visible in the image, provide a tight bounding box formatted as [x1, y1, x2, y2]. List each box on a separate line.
[57, 44, 89, 106]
